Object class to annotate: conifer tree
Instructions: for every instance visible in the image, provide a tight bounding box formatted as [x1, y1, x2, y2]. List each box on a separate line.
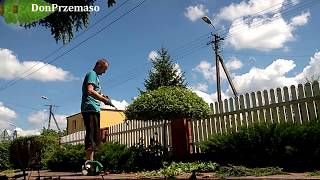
[144, 48, 187, 91]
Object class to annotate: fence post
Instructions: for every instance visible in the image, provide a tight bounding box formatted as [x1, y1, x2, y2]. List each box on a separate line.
[170, 118, 193, 160]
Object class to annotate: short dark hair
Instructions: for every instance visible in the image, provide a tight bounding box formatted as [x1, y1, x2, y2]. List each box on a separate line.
[94, 59, 109, 68]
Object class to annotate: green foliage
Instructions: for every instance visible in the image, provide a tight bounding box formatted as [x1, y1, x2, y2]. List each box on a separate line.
[24, 0, 116, 44]
[95, 139, 166, 172]
[144, 161, 218, 178]
[143, 48, 187, 92]
[0, 141, 12, 170]
[127, 138, 166, 171]
[39, 129, 60, 169]
[200, 120, 320, 171]
[125, 86, 211, 121]
[47, 144, 85, 172]
[95, 142, 131, 173]
[216, 166, 285, 178]
[9, 136, 44, 170]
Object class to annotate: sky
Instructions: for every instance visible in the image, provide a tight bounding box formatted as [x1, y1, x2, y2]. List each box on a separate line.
[0, 0, 319, 136]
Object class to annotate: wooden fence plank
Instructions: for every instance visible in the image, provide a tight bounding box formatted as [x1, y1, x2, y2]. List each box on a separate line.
[229, 98, 236, 132]
[305, 82, 316, 121]
[312, 81, 320, 119]
[215, 102, 221, 134]
[245, 93, 252, 126]
[235, 96, 241, 131]
[257, 91, 265, 123]
[276, 88, 285, 123]
[263, 90, 272, 123]
[224, 99, 230, 132]
[240, 95, 247, 127]
[251, 92, 259, 124]
[291, 85, 301, 124]
[270, 89, 279, 123]
[283, 86, 293, 123]
[219, 101, 226, 133]
[209, 103, 215, 135]
[298, 84, 309, 123]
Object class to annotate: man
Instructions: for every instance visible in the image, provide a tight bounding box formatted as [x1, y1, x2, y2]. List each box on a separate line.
[81, 59, 114, 161]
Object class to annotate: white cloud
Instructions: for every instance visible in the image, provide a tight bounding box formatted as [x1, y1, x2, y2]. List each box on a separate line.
[192, 83, 209, 92]
[217, 0, 285, 21]
[27, 109, 67, 131]
[148, 51, 158, 61]
[295, 51, 320, 82]
[217, 0, 310, 51]
[0, 102, 16, 129]
[184, 4, 209, 22]
[232, 59, 298, 94]
[290, 11, 310, 26]
[191, 89, 229, 104]
[193, 60, 215, 81]
[173, 63, 183, 78]
[15, 127, 41, 137]
[192, 51, 320, 103]
[226, 57, 243, 70]
[193, 59, 241, 82]
[101, 99, 129, 110]
[226, 14, 295, 51]
[0, 48, 77, 81]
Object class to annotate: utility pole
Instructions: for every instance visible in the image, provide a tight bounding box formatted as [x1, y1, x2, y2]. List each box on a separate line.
[202, 16, 238, 102]
[45, 104, 61, 132]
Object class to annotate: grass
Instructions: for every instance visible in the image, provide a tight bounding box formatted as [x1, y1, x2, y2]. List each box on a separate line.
[142, 162, 286, 178]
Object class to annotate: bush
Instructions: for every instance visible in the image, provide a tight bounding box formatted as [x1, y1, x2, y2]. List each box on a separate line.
[39, 132, 60, 169]
[95, 142, 131, 172]
[9, 136, 44, 171]
[125, 86, 211, 121]
[47, 144, 85, 172]
[128, 138, 166, 171]
[0, 141, 12, 170]
[200, 120, 320, 171]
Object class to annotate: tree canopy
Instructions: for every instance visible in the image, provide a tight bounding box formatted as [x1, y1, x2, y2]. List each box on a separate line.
[143, 48, 187, 92]
[24, 0, 116, 44]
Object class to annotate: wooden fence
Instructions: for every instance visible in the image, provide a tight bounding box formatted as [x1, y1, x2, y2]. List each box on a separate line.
[61, 81, 320, 153]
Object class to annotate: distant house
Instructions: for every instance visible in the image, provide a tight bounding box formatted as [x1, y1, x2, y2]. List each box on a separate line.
[66, 108, 126, 135]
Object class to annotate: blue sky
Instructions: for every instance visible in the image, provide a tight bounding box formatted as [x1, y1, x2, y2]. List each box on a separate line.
[0, 0, 319, 136]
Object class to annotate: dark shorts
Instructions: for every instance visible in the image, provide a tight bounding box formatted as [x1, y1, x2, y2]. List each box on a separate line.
[82, 112, 101, 151]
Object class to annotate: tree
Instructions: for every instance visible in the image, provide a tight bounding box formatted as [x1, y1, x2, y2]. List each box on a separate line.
[24, 0, 116, 44]
[144, 48, 187, 92]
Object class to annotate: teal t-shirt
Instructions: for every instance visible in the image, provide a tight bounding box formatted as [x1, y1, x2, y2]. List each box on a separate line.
[81, 71, 101, 112]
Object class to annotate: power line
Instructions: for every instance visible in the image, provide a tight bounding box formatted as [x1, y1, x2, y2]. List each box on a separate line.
[0, 0, 131, 88]
[0, 0, 147, 93]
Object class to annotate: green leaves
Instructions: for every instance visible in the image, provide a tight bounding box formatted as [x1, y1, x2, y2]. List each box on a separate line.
[3, 0, 54, 24]
[125, 86, 211, 121]
[144, 48, 187, 92]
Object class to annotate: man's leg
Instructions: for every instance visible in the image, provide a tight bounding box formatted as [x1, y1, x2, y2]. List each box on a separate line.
[86, 148, 94, 160]
[83, 112, 95, 161]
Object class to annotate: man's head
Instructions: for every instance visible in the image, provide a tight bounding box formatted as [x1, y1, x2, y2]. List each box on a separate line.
[94, 59, 109, 75]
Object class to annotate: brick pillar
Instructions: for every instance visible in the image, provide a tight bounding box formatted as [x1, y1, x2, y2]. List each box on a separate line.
[100, 127, 109, 143]
[170, 118, 193, 160]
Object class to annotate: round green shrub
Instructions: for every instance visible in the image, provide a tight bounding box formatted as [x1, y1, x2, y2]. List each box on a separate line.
[95, 142, 131, 173]
[47, 144, 85, 172]
[125, 86, 211, 120]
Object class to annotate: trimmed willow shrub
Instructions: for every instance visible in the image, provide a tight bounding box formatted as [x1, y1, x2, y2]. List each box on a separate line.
[125, 86, 211, 121]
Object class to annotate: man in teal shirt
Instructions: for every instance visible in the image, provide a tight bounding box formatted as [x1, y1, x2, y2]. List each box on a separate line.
[81, 59, 113, 161]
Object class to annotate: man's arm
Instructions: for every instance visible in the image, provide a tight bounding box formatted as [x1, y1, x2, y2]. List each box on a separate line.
[87, 84, 109, 105]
